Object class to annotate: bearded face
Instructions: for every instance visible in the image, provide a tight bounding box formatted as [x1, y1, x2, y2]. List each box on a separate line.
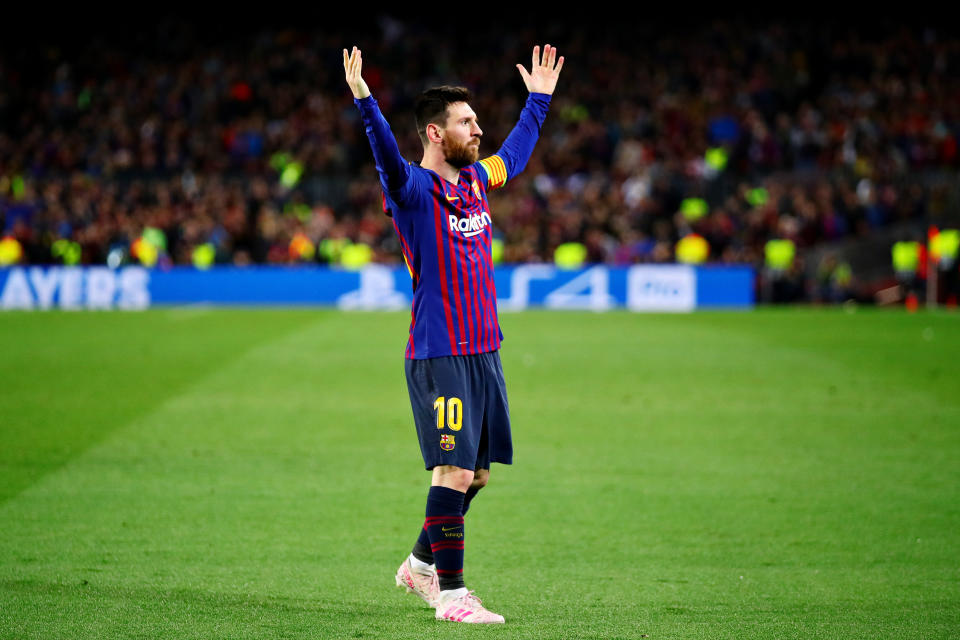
[441, 134, 480, 169]
[437, 102, 482, 169]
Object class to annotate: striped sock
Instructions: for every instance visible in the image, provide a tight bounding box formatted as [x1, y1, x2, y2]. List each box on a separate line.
[412, 485, 480, 565]
[423, 486, 466, 591]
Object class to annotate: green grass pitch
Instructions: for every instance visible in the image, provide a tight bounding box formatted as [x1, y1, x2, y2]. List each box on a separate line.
[0, 308, 958, 639]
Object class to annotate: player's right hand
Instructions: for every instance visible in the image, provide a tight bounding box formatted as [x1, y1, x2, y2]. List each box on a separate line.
[343, 46, 371, 100]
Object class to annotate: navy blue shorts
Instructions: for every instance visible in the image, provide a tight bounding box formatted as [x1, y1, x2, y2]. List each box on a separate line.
[404, 351, 513, 470]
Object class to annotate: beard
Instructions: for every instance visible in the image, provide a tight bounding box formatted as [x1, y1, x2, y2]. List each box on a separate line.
[442, 136, 480, 169]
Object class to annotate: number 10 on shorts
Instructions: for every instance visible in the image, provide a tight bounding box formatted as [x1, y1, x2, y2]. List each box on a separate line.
[433, 396, 463, 431]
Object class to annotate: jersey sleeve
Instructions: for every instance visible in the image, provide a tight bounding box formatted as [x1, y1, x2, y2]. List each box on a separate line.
[355, 95, 418, 205]
[475, 92, 552, 192]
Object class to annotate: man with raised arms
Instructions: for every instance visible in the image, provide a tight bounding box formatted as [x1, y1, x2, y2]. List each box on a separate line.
[343, 43, 563, 624]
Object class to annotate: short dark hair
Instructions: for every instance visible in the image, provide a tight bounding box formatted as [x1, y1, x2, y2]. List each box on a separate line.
[414, 86, 473, 145]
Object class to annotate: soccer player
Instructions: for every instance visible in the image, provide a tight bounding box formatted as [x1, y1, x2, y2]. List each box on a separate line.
[343, 43, 563, 624]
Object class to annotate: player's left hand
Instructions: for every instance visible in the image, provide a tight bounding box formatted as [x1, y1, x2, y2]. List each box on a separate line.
[516, 44, 564, 95]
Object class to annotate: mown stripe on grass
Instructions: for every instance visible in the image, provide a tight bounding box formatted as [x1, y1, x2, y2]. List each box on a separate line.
[0, 310, 324, 504]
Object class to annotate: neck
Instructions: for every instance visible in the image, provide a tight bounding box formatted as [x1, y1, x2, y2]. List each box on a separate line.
[421, 148, 460, 184]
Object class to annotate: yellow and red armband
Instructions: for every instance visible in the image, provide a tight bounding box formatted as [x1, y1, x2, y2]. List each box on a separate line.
[479, 155, 507, 191]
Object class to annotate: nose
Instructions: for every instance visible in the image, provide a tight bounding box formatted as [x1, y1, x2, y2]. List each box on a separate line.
[472, 122, 482, 137]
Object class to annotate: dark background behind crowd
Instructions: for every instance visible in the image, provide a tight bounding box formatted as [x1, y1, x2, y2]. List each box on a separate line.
[2, 13, 959, 302]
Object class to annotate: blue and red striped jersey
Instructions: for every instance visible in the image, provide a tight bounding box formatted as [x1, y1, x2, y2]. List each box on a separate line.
[354, 93, 551, 359]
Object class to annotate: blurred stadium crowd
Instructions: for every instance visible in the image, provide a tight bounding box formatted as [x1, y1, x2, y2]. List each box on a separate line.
[1, 19, 958, 299]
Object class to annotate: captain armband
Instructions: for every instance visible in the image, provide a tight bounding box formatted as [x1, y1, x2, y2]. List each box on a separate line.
[479, 155, 507, 191]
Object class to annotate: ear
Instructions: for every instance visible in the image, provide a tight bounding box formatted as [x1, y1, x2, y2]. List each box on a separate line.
[426, 122, 444, 145]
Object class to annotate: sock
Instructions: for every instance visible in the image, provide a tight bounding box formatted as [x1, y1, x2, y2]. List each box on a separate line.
[423, 486, 466, 591]
[461, 485, 480, 516]
[412, 484, 482, 565]
[439, 587, 469, 602]
[408, 553, 433, 574]
[412, 530, 433, 565]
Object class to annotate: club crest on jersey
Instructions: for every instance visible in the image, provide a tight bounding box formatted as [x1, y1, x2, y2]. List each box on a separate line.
[448, 211, 491, 238]
[440, 434, 456, 451]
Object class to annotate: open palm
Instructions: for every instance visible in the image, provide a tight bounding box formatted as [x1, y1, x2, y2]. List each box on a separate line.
[343, 46, 371, 99]
[516, 44, 564, 95]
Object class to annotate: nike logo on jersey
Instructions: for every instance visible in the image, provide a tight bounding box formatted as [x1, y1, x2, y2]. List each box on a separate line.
[448, 211, 492, 238]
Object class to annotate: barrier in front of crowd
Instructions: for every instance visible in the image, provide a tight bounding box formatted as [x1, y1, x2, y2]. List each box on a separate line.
[0, 264, 754, 311]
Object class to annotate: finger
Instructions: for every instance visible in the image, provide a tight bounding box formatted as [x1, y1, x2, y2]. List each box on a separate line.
[351, 49, 362, 75]
[516, 64, 531, 88]
[547, 45, 556, 69]
[348, 47, 356, 74]
[555, 55, 564, 74]
[343, 48, 348, 70]
[543, 44, 552, 68]
[532, 45, 539, 69]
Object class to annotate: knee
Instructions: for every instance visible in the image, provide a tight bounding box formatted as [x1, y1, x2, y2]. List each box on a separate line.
[449, 468, 475, 493]
[471, 469, 489, 490]
[433, 465, 475, 493]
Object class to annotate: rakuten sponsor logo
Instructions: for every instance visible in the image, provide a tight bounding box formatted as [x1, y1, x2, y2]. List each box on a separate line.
[448, 212, 491, 238]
